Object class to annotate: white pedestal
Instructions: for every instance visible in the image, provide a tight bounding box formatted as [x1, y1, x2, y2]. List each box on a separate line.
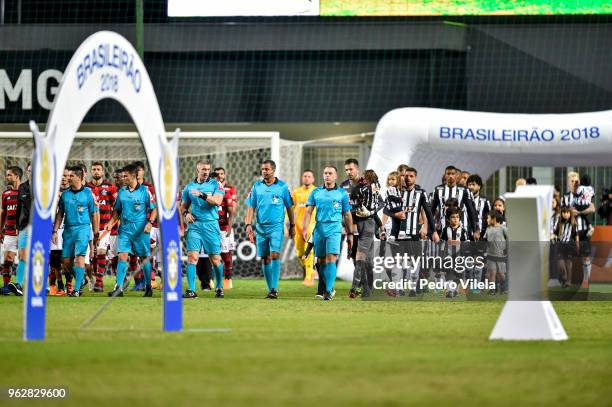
[489, 301, 568, 341]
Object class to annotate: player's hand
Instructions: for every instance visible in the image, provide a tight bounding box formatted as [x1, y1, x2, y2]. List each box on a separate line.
[419, 225, 427, 240]
[394, 211, 406, 220]
[473, 231, 481, 241]
[302, 230, 309, 242]
[144, 222, 152, 233]
[379, 229, 387, 241]
[432, 231, 440, 242]
[51, 232, 58, 245]
[289, 224, 296, 238]
[346, 234, 353, 258]
[179, 226, 185, 238]
[93, 234, 99, 249]
[246, 225, 255, 243]
[185, 213, 195, 224]
[571, 208, 579, 217]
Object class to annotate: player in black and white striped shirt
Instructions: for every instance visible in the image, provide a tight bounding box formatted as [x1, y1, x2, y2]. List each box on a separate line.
[383, 167, 438, 296]
[440, 207, 469, 298]
[466, 174, 491, 287]
[431, 166, 480, 240]
[562, 171, 595, 288]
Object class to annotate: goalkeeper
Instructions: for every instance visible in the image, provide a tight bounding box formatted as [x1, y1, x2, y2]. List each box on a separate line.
[292, 170, 317, 287]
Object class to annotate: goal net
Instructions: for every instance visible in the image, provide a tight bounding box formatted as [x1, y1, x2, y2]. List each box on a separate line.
[0, 131, 304, 279]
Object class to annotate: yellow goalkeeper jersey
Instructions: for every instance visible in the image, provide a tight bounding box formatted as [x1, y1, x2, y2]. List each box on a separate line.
[292, 184, 316, 233]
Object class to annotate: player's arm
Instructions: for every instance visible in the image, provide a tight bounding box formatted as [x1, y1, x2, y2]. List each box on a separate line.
[244, 206, 255, 243]
[202, 193, 223, 206]
[344, 210, 354, 255]
[302, 206, 313, 241]
[53, 205, 65, 245]
[148, 207, 158, 230]
[283, 186, 296, 238]
[91, 210, 100, 241]
[464, 196, 480, 239]
[577, 202, 596, 216]
[0, 198, 5, 242]
[431, 188, 441, 221]
[421, 194, 438, 241]
[226, 201, 235, 237]
[244, 185, 258, 242]
[106, 189, 123, 233]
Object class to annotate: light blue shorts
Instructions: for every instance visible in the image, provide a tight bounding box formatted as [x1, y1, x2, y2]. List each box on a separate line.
[313, 222, 342, 258]
[118, 221, 151, 257]
[62, 225, 91, 258]
[256, 222, 284, 258]
[186, 220, 221, 255]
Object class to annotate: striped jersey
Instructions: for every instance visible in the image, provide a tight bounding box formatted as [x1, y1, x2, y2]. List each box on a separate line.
[561, 192, 590, 233]
[556, 221, 577, 243]
[218, 183, 237, 232]
[1, 188, 19, 236]
[550, 213, 560, 241]
[471, 194, 491, 235]
[342, 178, 382, 220]
[383, 186, 435, 238]
[440, 224, 468, 256]
[431, 184, 478, 232]
[87, 179, 117, 231]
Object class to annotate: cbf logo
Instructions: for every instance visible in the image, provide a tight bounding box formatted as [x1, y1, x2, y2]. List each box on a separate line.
[333, 201, 340, 209]
[30, 121, 58, 219]
[157, 130, 180, 220]
[272, 196, 280, 205]
[32, 241, 46, 296]
[166, 240, 179, 292]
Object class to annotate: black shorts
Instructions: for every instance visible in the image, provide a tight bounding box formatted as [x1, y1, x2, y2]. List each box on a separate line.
[578, 232, 591, 257]
[50, 250, 62, 268]
[557, 242, 577, 260]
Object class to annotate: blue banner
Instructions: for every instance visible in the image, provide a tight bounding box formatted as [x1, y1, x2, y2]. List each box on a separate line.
[161, 211, 182, 331]
[23, 211, 52, 341]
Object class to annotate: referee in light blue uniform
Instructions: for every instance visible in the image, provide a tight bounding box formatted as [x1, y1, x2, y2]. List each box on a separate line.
[244, 160, 295, 299]
[302, 165, 354, 300]
[105, 163, 157, 297]
[52, 166, 99, 297]
[180, 159, 225, 299]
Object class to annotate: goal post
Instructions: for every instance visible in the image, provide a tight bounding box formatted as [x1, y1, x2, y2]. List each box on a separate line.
[0, 130, 289, 278]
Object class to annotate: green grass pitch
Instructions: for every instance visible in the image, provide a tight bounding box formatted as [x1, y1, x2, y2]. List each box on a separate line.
[3, 279, 612, 406]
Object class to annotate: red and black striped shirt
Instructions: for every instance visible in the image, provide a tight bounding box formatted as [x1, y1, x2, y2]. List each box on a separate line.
[88, 180, 118, 231]
[2, 188, 19, 236]
[218, 184, 237, 232]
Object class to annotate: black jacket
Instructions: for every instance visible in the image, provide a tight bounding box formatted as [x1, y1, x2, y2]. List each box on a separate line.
[17, 180, 32, 231]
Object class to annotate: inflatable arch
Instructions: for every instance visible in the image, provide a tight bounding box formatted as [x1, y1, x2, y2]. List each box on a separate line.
[24, 31, 182, 341]
[368, 108, 612, 192]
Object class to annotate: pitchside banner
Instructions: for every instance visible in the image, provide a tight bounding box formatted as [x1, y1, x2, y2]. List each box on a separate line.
[24, 31, 182, 341]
